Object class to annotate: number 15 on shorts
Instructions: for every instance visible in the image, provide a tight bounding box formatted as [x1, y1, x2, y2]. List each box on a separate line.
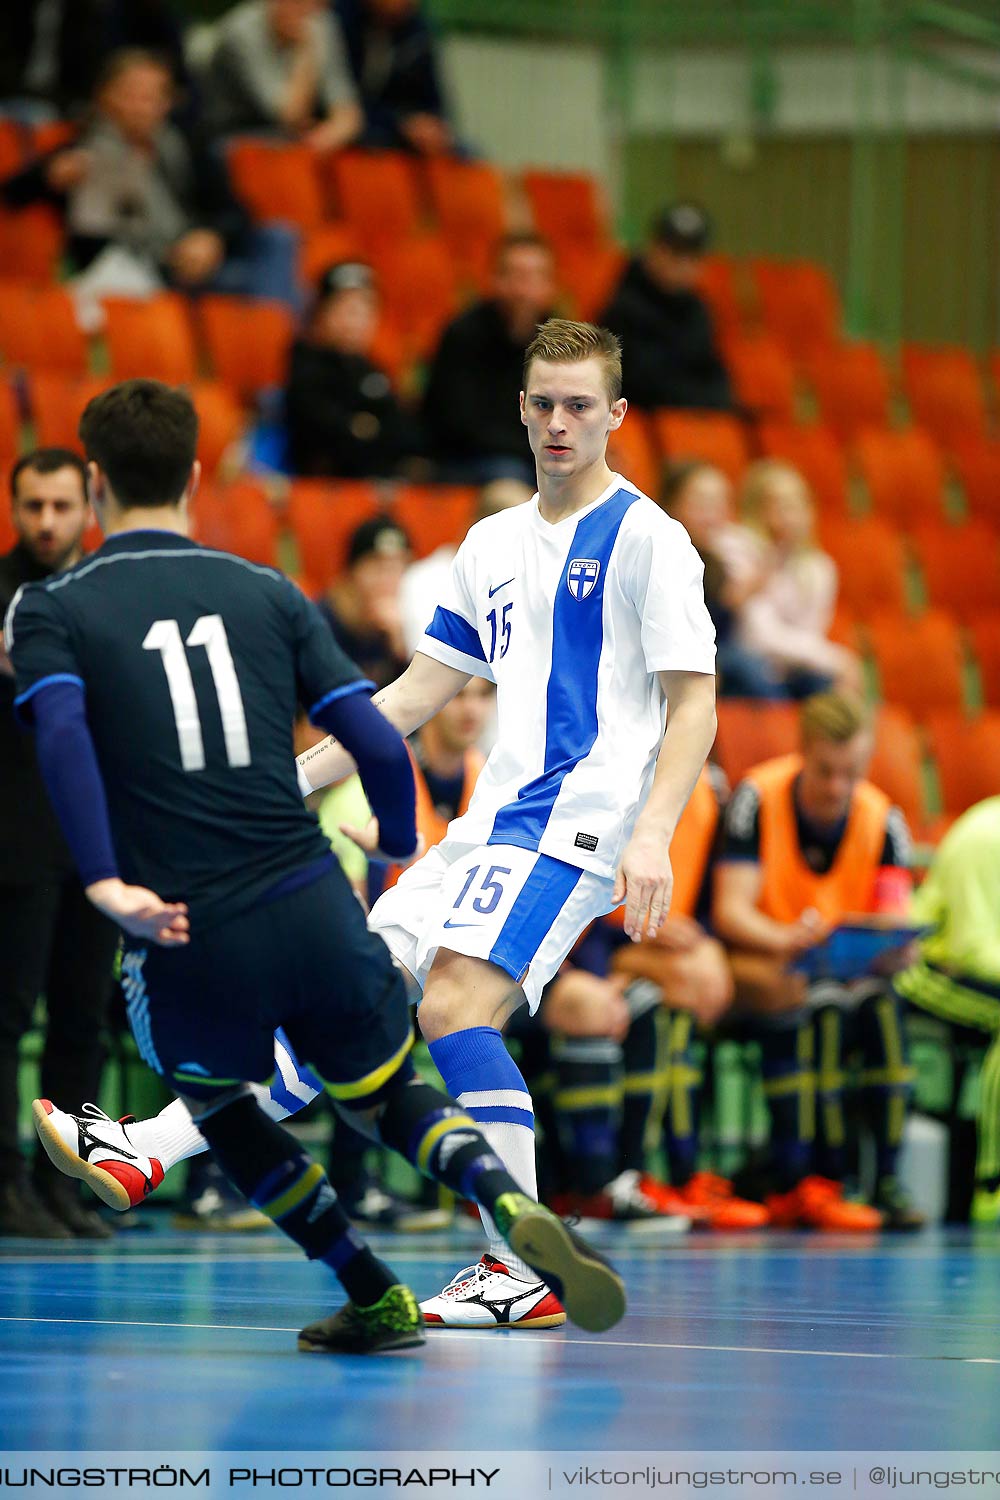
[452, 864, 511, 918]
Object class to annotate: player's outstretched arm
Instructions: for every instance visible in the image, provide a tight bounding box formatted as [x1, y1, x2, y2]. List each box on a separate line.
[297, 652, 471, 792]
[615, 670, 717, 942]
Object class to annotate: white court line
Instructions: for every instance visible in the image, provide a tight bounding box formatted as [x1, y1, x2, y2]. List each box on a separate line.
[0, 1315, 997, 1363]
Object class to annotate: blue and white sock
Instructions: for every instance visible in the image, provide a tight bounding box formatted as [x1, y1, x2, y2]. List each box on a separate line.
[429, 1025, 538, 1280]
[128, 1028, 324, 1172]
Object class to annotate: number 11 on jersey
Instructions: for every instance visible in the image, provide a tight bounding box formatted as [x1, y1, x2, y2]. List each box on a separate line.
[144, 614, 251, 772]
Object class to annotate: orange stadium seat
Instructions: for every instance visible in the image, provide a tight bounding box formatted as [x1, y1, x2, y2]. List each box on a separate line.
[521, 169, 609, 254]
[867, 609, 966, 718]
[0, 206, 64, 282]
[102, 295, 199, 385]
[192, 479, 279, 566]
[199, 296, 294, 398]
[607, 410, 661, 499]
[326, 150, 422, 247]
[724, 335, 797, 423]
[925, 711, 1000, 817]
[757, 422, 850, 518]
[369, 234, 457, 360]
[968, 612, 1000, 707]
[808, 343, 891, 442]
[557, 244, 626, 323]
[0, 380, 21, 457]
[287, 479, 381, 586]
[226, 141, 327, 231]
[989, 350, 1000, 405]
[424, 157, 507, 288]
[713, 699, 799, 784]
[0, 282, 88, 376]
[901, 344, 987, 446]
[697, 256, 744, 340]
[950, 438, 1000, 529]
[29, 373, 112, 449]
[854, 427, 945, 528]
[0, 119, 27, 178]
[32, 121, 78, 156]
[29, 373, 113, 447]
[299, 223, 364, 290]
[751, 258, 840, 361]
[819, 517, 909, 620]
[869, 704, 930, 835]
[392, 485, 477, 559]
[911, 521, 1000, 622]
[653, 411, 750, 487]
[189, 381, 245, 475]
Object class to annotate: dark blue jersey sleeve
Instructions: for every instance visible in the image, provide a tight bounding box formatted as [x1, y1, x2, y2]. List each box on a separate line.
[283, 581, 374, 718]
[4, 582, 84, 724]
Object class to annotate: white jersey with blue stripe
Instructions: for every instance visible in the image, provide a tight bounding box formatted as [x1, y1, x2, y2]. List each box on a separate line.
[416, 474, 717, 881]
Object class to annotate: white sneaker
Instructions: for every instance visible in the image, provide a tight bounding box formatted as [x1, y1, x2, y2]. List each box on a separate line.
[603, 1169, 691, 1233]
[420, 1254, 566, 1329]
[32, 1100, 164, 1212]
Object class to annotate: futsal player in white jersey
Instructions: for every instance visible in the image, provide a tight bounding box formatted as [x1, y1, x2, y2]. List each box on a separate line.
[34, 319, 717, 1329]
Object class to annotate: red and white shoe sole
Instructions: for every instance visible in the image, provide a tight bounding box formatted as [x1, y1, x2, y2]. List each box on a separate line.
[31, 1099, 160, 1213]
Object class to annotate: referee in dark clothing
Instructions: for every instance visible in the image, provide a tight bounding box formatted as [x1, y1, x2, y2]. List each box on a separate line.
[0, 449, 116, 1239]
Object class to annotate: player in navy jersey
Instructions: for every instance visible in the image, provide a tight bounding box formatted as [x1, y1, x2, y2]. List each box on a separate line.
[7, 378, 624, 1349]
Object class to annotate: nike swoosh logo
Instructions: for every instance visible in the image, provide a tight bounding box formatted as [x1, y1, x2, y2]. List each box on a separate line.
[442, 919, 482, 930]
[488, 578, 515, 598]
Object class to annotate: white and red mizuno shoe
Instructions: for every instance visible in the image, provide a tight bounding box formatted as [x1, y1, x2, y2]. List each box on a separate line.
[32, 1100, 164, 1212]
[420, 1254, 566, 1329]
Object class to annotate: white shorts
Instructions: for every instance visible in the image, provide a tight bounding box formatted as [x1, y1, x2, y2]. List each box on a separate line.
[368, 840, 618, 1013]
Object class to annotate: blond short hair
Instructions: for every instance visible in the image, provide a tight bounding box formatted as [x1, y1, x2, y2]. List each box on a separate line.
[523, 318, 623, 403]
[800, 691, 870, 747]
[740, 458, 813, 526]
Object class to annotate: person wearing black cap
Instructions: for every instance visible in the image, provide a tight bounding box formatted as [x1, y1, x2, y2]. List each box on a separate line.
[317, 514, 413, 689]
[599, 202, 733, 413]
[284, 261, 418, 478]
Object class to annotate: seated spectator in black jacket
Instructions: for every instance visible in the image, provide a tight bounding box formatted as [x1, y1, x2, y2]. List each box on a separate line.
[422, 232, 557, 483]
[337, 0, 452, 154]
[285, 260, 418, 477]
[206, 0, 361, 152]
[1, 49, 298, 307]
[318, 515, 412, 689]
[600, 202, 733, 412]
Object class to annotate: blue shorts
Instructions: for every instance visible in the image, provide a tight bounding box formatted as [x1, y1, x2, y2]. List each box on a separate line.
[121, 864, 412, 1103]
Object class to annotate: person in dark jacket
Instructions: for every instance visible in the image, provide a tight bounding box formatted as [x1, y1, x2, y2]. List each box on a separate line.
[285, 260, 418, 477]
[0, 450, 117, 1240]
[336, 0, 453, 153]
[421, 232, 556, 483]
[600, 202, 733, 412]
[317, 514, 412, 690]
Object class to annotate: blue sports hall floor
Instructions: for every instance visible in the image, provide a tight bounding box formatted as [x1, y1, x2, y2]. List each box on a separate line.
[1, 1221, 997, 1453]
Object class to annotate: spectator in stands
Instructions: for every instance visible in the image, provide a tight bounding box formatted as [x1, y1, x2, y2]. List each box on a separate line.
[399, 477, 533, 654]
[600, 202, 733, 412]
[0, 450, 118, 1240]
[318, 514, 412, 688]
[894, 798, 1000, 1226]
[285, 260, 418, 478]
[1, 49, 299, 308]
[0, 0, 187, 124]
[660, 460, 780, 699]
[712, 691, 923, 1232]
[337, 0, 453, 154]
[738, 459, 863, 700]
[422, 232, 557, 484]
[206, 0, 362, 151]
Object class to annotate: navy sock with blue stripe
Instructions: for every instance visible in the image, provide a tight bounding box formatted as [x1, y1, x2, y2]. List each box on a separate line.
[195, 1095, 395, 1308]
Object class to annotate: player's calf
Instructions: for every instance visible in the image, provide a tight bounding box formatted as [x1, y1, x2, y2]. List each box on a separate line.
[369, 1077, 626, 1333]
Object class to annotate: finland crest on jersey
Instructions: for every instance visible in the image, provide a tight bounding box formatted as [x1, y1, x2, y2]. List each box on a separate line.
[567, 558, 600, 600]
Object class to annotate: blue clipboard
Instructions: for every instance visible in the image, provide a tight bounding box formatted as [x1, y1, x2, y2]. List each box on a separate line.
[790, 921, 928, 983]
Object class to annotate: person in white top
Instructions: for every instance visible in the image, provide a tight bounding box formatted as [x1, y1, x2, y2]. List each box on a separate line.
[33, 319, 717, 1332]
[297, 317, 717, 1327]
